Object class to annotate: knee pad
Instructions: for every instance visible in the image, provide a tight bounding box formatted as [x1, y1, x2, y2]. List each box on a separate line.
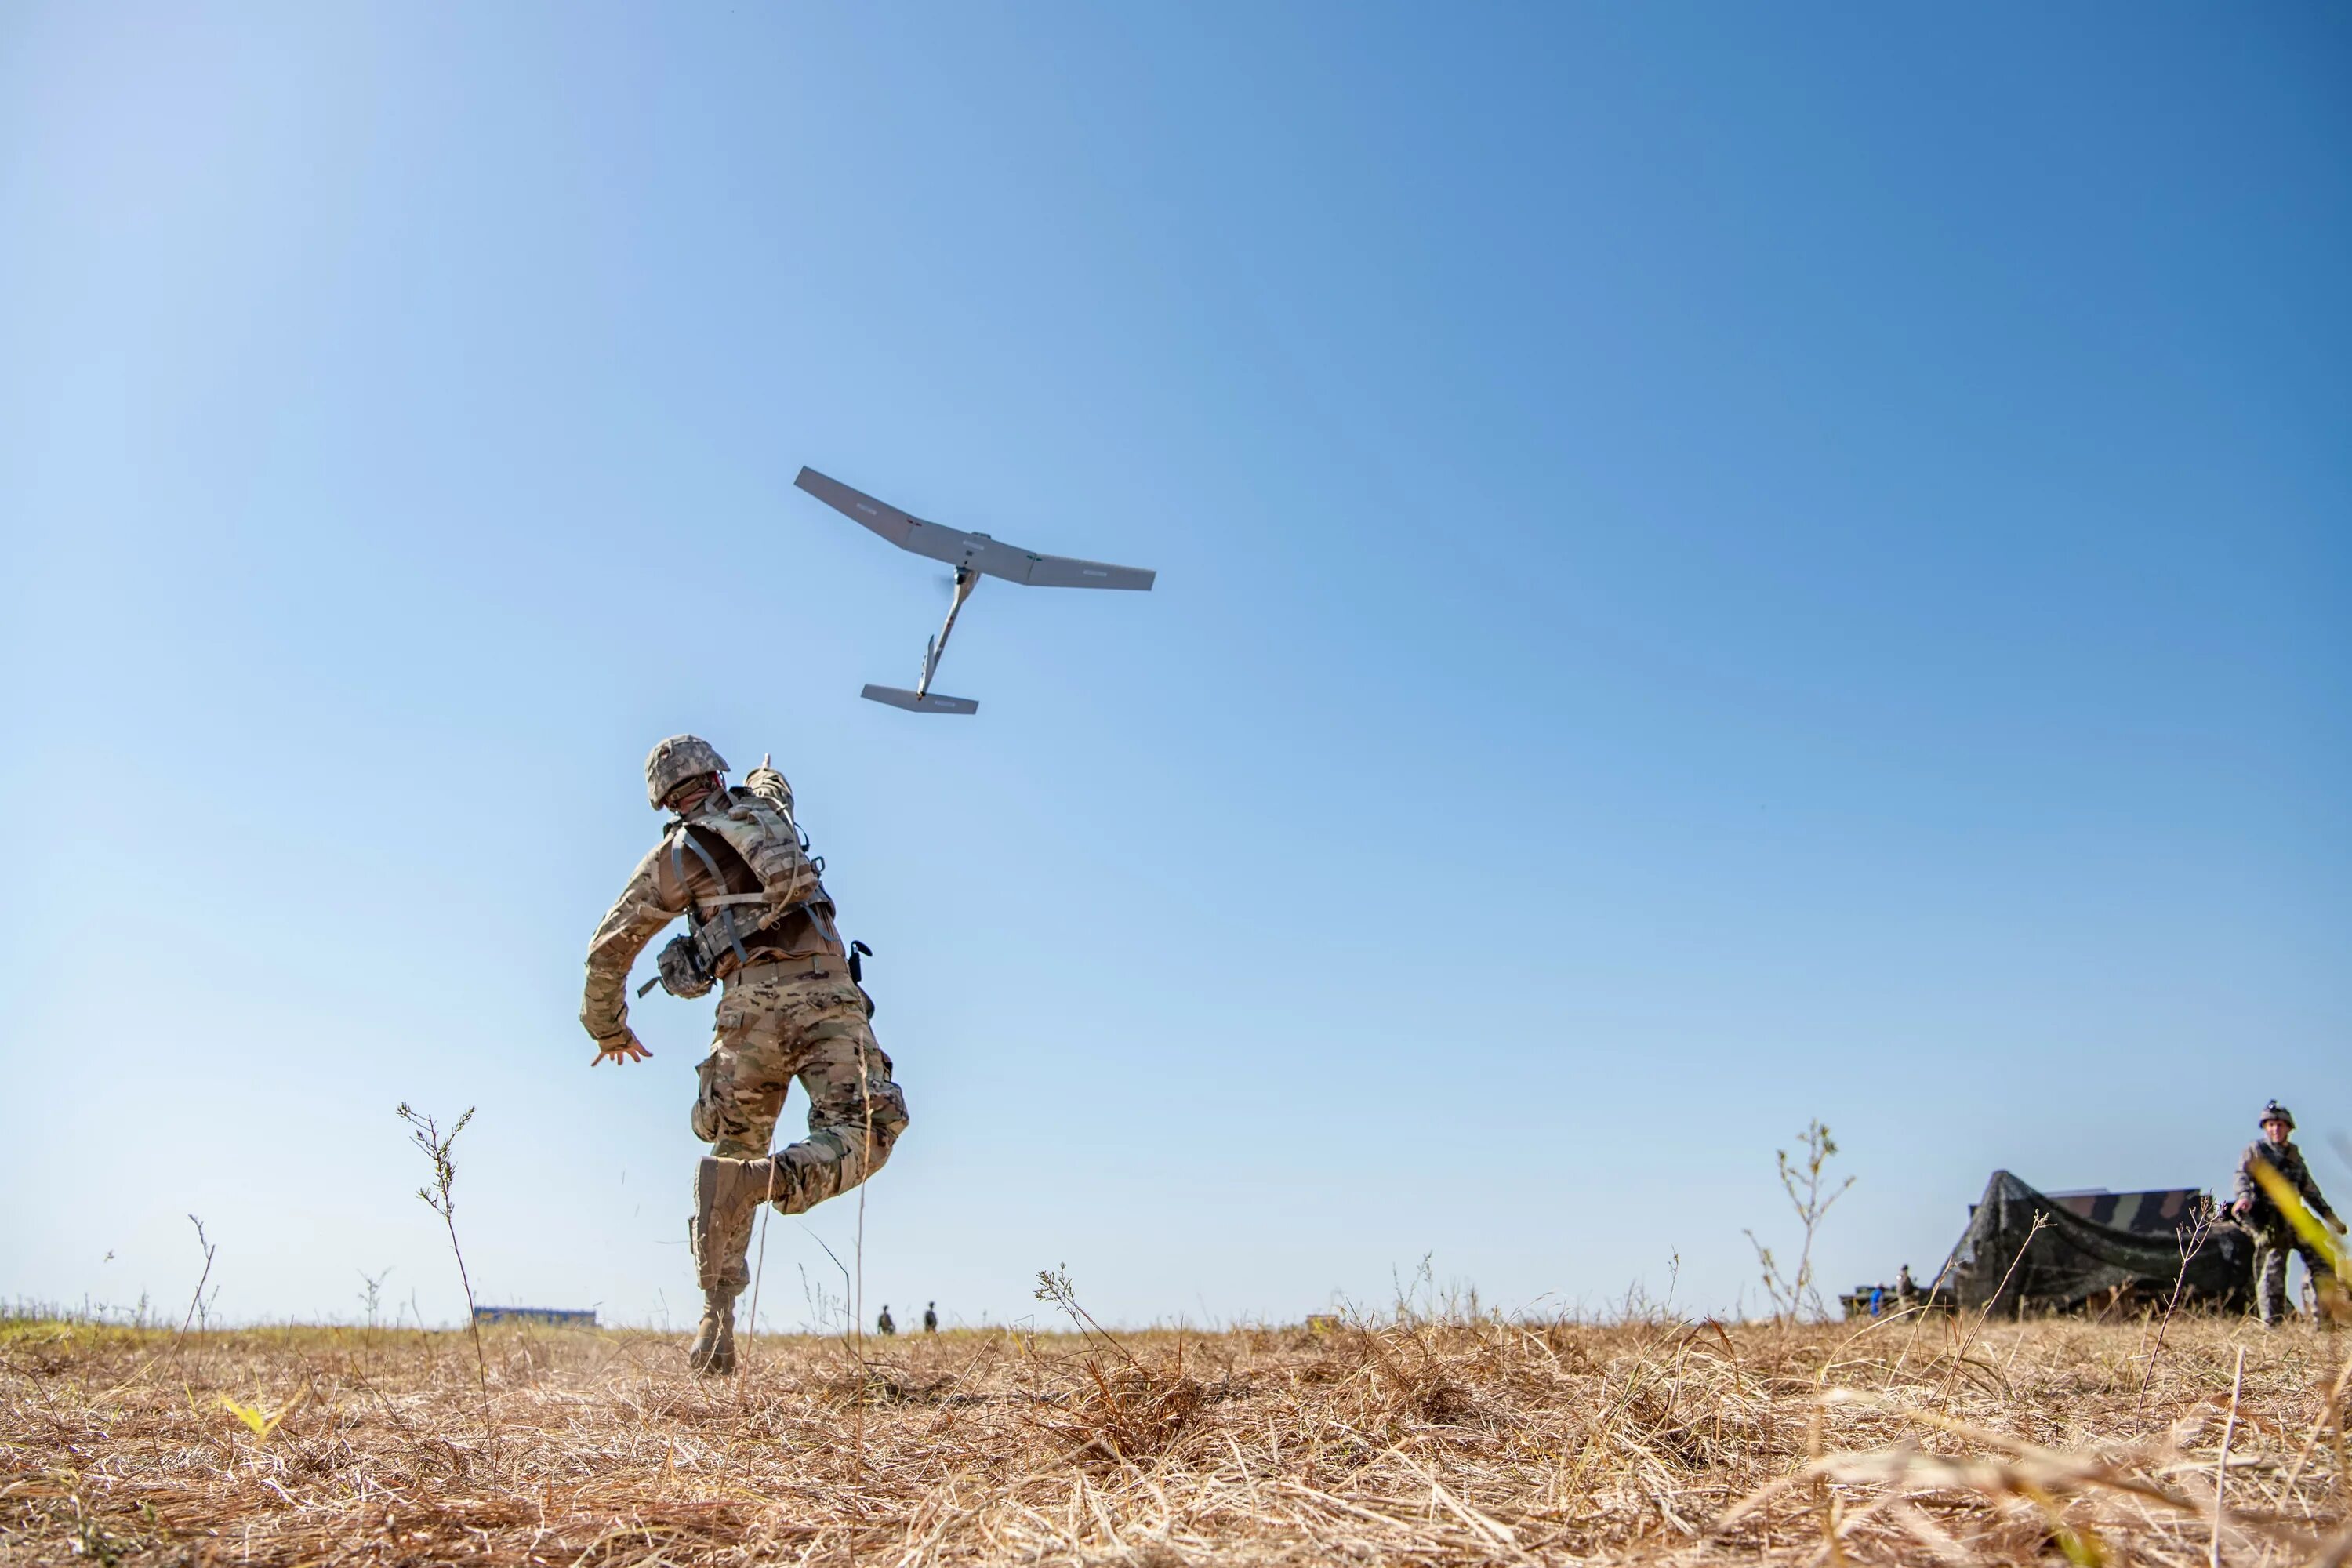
[690, 1053, 721, 1144]
[870, 1082, 909, 1144]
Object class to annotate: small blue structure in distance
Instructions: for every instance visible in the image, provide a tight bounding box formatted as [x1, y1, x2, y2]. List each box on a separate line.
[472, 1306, 597, 1327]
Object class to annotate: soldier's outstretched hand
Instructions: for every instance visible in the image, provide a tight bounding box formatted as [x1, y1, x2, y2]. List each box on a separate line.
[593, 1028, 652, 1067]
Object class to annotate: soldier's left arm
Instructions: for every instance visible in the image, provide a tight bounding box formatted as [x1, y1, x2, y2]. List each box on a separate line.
[579, 848, 686, 1062]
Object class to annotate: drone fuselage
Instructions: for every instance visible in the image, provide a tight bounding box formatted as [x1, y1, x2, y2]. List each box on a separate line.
[916, 568, 979, 700]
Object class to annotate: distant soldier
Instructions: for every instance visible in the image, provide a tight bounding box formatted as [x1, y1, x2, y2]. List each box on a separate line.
[877, 1305, 896, 1337]
[1894, 1265, 1918, 1310]
[581, 735, 911, 1376]
[924, 1301, 939, 1334]
[2231, 1100, 2343, 1327]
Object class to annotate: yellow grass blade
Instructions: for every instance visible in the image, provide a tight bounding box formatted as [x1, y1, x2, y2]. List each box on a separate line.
[216, 1394, 268, 1436]
[217, 1392, 294, 1443]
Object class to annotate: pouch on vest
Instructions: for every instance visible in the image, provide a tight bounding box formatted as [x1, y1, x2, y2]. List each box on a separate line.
[656, 934, 713, 999]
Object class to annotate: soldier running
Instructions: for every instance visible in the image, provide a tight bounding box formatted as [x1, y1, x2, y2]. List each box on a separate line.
[582, 735, 910, 1374]
[2230, 1100, 2342, 1327]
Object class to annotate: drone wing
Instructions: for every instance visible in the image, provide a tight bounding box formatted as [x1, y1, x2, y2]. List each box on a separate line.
[795, 467, 1156, 590]
[794, 468, 974, 569]
[967, 539, 1156, 591]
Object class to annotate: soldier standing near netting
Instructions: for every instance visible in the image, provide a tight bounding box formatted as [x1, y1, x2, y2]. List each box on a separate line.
[581, 735, 910, 1375]
[2231, 1100, 2342, 1327]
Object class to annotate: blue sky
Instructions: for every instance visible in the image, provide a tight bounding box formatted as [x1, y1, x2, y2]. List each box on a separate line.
[4, 3, 2347, 1330]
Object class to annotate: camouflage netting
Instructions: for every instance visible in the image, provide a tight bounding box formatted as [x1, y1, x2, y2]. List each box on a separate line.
[1944, 1170, 2254, 1314]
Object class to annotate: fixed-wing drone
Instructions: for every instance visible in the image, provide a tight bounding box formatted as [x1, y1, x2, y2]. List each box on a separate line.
[794, 466, 1156, 715]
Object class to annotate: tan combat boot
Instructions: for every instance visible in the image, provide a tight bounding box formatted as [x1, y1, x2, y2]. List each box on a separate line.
[688, 1155, 786, 1377]
[687, 1157, 771, 1377]
[687, 1296, 736, 1376]
[695, 1155, 785, 1272]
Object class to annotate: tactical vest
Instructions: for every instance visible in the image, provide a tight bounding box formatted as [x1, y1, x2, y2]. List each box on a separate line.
[666, 788, 837, 974]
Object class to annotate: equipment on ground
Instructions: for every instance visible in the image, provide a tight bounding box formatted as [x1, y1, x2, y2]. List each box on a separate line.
[793, 467, 1156, 715]
[1941, 1171, 2252, 1316]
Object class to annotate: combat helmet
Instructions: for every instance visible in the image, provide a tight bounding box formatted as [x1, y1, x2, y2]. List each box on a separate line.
[2261, 1099, 2296, 1131]
[646, 735, 728, 808]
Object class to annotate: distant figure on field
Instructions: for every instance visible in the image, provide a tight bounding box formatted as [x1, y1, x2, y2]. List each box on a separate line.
[1895, 1265, 1918, 1309]
[877, 1305, 896, 1337]
[2232, 1100, 2343, 1327]
[579, 735, 911, 1377]
[924, 1301, 938, 1334]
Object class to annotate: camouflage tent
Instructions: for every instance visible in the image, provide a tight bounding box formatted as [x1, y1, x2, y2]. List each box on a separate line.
[1941, 1171, 2252, 1315]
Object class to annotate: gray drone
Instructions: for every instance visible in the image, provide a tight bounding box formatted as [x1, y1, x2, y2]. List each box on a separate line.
[794, 467, 1156, 714]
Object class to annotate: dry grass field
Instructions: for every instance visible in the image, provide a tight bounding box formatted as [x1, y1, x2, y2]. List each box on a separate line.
[4, 1302, 2347, 1566]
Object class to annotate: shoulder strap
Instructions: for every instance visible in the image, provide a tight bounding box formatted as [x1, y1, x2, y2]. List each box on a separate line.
[667, 824, 753, 968]
[666, 826, 730, 919]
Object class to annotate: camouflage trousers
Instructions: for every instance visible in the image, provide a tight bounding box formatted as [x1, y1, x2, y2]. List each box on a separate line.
[2254, 1227, 2336, 1326]
[689, 966, 909, 1298]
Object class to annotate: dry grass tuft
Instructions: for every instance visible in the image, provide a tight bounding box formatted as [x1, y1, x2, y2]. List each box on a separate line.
[2, 1308, 2347, 1564]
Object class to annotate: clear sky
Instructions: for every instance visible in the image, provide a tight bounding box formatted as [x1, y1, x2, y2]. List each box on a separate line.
[5, 4, 2347, 1332]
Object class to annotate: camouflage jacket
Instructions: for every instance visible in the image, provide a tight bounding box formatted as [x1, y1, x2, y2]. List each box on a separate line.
[579, 765, 839, 1044]
[2234, 1138, 2337, 1229]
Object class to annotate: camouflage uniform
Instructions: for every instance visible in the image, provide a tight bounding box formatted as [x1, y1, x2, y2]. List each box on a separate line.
[2234, 1136, 2338, 1326]
[582, 750, 909, 1349]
